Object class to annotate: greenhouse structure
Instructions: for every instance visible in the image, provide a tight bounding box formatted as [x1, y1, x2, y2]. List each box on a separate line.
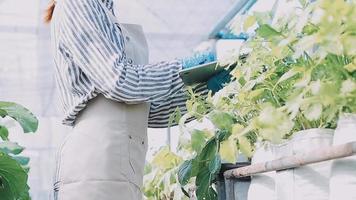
[0, 0, 355, 200]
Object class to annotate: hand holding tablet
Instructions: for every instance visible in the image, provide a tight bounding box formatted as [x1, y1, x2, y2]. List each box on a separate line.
[180, 49, 233, 93]
[180, 50, 223, 85]
[181, 51, 216, 69]
[179, 61, 225, 86]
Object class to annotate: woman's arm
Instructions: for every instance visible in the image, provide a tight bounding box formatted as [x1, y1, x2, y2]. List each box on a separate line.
[59, 0, 187, 104]
[59, 0, 211, 128]
[148, 83, 208, 128]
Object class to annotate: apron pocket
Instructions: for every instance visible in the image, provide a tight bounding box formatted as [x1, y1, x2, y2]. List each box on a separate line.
[121, 134, 148, 188]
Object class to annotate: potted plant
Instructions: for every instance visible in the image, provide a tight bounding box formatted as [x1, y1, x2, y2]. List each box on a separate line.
[143, 0, 355, 199]
[143, 146, 187, 200]
[175, 0, 356, 199]
[0, 101, 39, 200]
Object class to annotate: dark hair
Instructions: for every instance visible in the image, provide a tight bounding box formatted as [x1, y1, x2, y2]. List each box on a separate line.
[44, 0, 56, 23]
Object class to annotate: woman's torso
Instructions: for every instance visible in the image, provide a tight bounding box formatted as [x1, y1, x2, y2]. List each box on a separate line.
[51, 1, 151, 125]
[74, 23, 151, 130]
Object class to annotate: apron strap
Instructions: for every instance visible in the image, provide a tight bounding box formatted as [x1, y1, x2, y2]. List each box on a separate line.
[97, 0, 128, 60]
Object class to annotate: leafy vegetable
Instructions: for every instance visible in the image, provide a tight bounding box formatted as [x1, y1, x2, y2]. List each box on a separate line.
[0, 102, 38, 200]
[0, 102, 38, 133]
[152, 147, 182, 171]
[0, 126, 9, 141]
[178, 160, 193, 186]
[0, 153, 29, 200]
[145, 0, 356, 199]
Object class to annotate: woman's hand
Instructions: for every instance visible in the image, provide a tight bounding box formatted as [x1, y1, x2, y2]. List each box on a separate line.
[181, 50, 216, 69]
[207, 69, 232, 94]
[181, 49, 232, 94]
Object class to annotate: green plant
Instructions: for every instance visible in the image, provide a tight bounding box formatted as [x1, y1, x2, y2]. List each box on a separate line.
[145, 0, 356, 199]
[144, 146, 187, 200]
[0, 102, 38, 200]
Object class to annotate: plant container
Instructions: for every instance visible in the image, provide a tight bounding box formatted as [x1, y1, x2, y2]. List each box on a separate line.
[217, 162, 251, 200]
[275, 128, 334, 200]
[248, 142, 277, 200]
[330, 114, 356, 200]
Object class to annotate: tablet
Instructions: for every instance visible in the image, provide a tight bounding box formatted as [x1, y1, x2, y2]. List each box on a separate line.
[179, 61, 225, 86]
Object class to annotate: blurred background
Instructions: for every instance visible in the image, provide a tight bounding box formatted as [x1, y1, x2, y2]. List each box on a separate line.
[0, 0, 281, 199]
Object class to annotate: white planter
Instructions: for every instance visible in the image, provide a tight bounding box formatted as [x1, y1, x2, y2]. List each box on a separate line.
[274, 141, 294, 200]
[275, 128, 334, 200]
[330, 114, 356, 200]
[248, 142, 277, 200]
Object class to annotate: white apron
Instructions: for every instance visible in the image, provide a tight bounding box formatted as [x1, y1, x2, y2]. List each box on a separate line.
[54, 24, 150, 200]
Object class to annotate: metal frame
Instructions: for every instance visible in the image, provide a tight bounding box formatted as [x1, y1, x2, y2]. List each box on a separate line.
[208, 0, 257, 39]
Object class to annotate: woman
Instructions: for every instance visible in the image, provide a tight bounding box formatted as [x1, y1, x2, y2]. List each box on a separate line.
[46, 0, 228, 199]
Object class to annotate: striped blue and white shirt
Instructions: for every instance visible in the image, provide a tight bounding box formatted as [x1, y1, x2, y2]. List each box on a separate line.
[51, 0, 207, 128]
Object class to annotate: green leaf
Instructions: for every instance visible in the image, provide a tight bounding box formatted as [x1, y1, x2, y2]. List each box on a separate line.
[256, 24, 282, 39]
[0, 142, 24, 155]
[198, 138, 217, 162]
[12, 156, 30, 166]
[303, 103, 323, 121]
[294, 70, 311, 88]
[256, 105, 294, 144]
[169, 107, 182, 126]
[0, 126, 9, 141]
[0, 153, 29, 200]
[144, 163, 152, 175]
[232, 124, 244, 136]
[238, 136, 253, 157]
[342, 35, 356, 55]
[190, 159, 201, 178]
[249, 88, 265, 100]
[344, 61, 356, 73]
[277, 68, 299, 84]
[219, 139, 237, 163]
[0, 109, 6, 118]
[298, 0, 308, 8]
[191, 130, 208, 153]
[243, 15, 256, 31]
[0, 102, 38, 133]
[178, 160, 193, 186]
[195, 167, 217, 200]
[318, 82, 339, 106]
[18, 189, 31, 200]
[216, 129, 230, 141]
[209, 111, 235, 131]
[175, 108, 182, 124]
[152, 147, 182, 170]
[208, 155, 221, 174]
[302, 24, 319, 35]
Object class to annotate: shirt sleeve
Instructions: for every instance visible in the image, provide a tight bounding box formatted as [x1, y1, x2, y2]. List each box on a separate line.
[148, 83, 208, 128]
[59, 0, 209, 128]
[59, 0, 185, 104]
